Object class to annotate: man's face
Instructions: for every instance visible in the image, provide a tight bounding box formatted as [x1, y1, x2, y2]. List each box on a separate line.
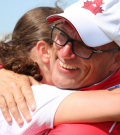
[51, 21, 116, 89]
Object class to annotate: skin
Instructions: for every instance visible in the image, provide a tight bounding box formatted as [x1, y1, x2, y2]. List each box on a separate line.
[29, 41, 54, 86]
[0, 40, 54, 125]
[26, 36, 120, 127]
[0, 69, 39, 124]
[0, 21, 120, 126]
[1, 38, 120, 128]
[54, 89, 120, 126]
[51, 21, 120, 89]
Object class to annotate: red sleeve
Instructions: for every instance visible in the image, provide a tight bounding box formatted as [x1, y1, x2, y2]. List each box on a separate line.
[48, 122, 120, 135]
[0, 65, 3, 68]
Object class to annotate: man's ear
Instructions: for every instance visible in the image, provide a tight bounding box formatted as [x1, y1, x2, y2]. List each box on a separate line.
[110, 51, 120, 71]
[36, 41, 51, 64]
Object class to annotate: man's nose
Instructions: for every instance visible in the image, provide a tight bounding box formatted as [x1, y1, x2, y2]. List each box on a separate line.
[59, 43, 76, 59]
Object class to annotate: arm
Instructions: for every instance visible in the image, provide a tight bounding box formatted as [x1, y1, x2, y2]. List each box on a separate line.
[6, 85, 120, 135]
[1, 69, 120, 126]
[54, 88, 120, 126]
[0, 68, 40, 125]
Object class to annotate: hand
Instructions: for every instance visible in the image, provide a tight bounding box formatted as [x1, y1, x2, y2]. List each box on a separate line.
[0, 69, 40, 125]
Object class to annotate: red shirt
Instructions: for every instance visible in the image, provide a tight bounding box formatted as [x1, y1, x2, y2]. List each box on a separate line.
[48, 69, 120, 135]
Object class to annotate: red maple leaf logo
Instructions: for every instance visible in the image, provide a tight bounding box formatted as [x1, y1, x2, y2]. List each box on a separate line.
[82, 0, 104, 15]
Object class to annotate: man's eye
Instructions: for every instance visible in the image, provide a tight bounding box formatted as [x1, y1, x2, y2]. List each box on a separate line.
[60, 32, 66, 37]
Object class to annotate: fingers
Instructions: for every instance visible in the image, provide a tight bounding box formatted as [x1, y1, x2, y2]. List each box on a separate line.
[10, 79, 32, 123]
[5, 94, 24, 125]
[1, 85, 24, 125]
[21, 76, 38, 111]
[0, 70, 35, 124]
[0, 96, 12, 123]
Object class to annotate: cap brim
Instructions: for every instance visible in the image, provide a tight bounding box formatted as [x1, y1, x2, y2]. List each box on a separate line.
[47, 13, 112, 47]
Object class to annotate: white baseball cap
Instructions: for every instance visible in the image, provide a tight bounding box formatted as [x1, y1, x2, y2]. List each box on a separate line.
[47, 0, 120, 47]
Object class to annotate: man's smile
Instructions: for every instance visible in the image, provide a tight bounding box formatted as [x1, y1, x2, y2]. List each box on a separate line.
[60, 60, 78, 70]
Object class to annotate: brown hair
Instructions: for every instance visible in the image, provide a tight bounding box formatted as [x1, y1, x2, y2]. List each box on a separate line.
[0, 6, 63, 81]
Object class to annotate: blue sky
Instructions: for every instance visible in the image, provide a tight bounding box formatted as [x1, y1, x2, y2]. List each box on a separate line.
[0, 0, 78, 36]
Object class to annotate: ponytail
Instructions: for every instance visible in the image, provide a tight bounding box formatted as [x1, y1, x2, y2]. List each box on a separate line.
[0, 40, 42, 82]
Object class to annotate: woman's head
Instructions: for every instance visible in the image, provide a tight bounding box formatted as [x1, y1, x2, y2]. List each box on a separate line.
[12, 6, 63, 48]
[0, 6, 63, 84]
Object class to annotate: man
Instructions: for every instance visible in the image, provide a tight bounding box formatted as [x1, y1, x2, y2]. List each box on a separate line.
[0, 0, 120, 134]
[47, 0, 120, 90]
[46, 0, 120, 134]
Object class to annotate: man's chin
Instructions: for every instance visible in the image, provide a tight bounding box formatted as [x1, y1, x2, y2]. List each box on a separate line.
[53, 79, 76, 89]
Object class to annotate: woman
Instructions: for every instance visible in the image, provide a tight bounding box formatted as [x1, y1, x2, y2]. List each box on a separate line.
[0, 5, 120, 135]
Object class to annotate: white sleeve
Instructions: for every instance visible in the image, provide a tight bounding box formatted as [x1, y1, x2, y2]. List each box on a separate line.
[8, 84, 75, 135]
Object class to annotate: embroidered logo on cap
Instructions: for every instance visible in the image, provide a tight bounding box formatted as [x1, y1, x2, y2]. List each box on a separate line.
[82, 0, 104, 15]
